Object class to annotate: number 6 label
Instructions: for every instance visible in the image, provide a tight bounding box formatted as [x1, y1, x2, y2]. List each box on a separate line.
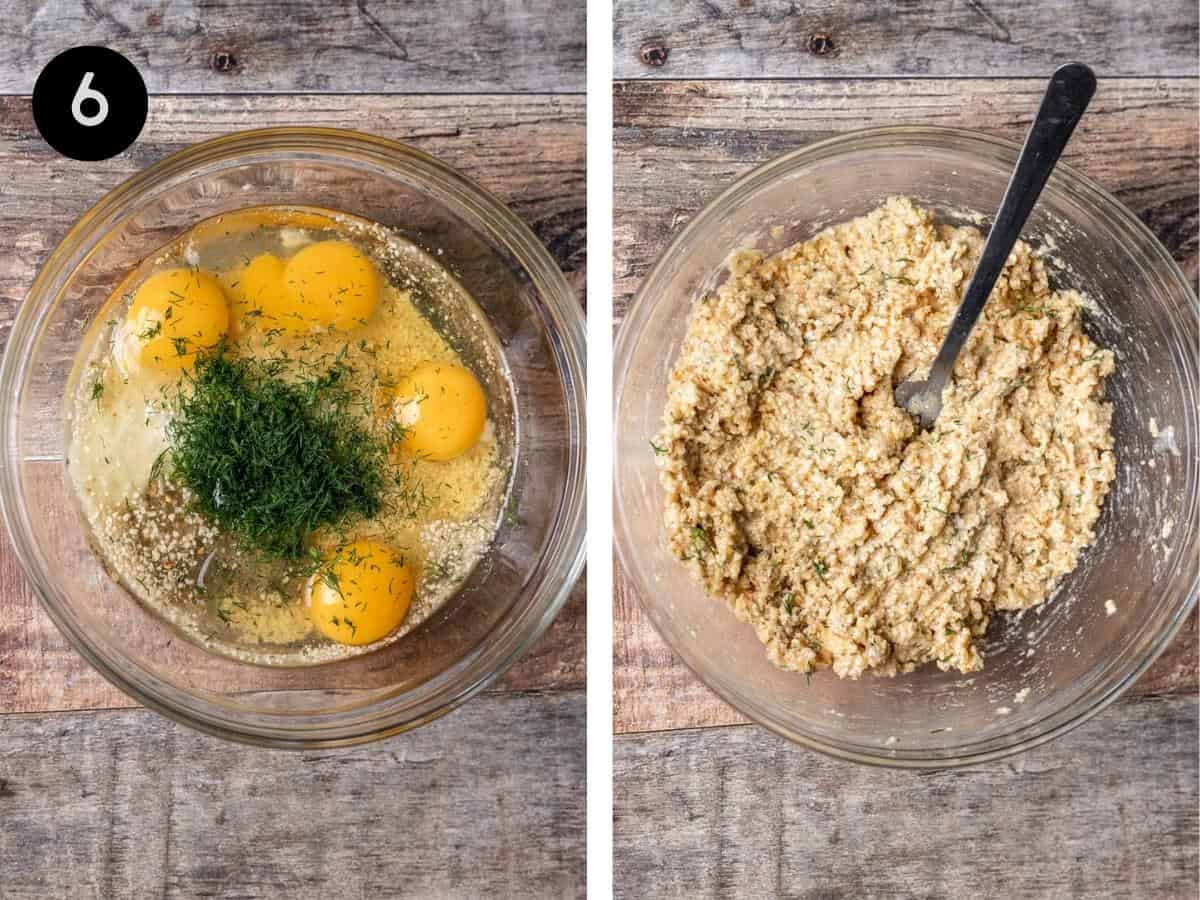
[32, 46, 147, 161]
[71, 72, 109, 127]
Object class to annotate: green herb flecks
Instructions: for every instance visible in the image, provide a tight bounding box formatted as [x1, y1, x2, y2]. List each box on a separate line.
[812, 557, 828, 581]
[690, 525, 713, 557]
[941, 548, 972, 574]
[157, 349, 387, 559]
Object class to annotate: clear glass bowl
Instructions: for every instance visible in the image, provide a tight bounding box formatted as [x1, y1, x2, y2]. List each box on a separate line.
[614, 126, 1197, 767]
[1, 128, 585, 747]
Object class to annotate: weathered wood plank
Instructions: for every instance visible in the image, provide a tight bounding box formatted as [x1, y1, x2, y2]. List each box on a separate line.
[614, 0, 1199, 79]
[1, 0, 586, 94]
[614, 78, 1198, 322]
[0, 92, 584, 715]
[614, 695, 1199, 899]
[612, 78, 1198, 734]
[1, 93, 586, 314]
[0, 690, 585, 899]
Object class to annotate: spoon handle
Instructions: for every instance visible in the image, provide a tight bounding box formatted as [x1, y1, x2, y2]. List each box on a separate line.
[925, 62, 1096, 389]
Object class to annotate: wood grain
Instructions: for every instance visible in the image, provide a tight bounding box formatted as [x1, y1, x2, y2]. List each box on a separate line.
[0, 690, 585, 899]
[614, 0, 1200, 80]
[614, 695, 1198, 899]
[613, 78, 1198, 734]
[0, 0, 586, 94]
[615, 78, 1198, 321]
[1, 93, 586, 310]
[0, 93, 584, 715]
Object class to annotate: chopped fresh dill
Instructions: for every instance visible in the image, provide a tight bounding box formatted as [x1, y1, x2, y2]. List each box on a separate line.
[812, 557, 828, 580]
[690, 524, 713, 557]
[386, 419, 412, 447]
[941, 548, 972, 574]
[1020, 304, 1055, 318]
[649, 440, 667, 455]
[89, 380, 104, 402]
[156, 348, 388, 559]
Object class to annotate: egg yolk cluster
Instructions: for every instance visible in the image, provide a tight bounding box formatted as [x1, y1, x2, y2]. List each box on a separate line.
[224, 240, 381, 334]
[308, 539, 414, 645]
[119, 240, 383, 375]
[389, 362, 487, 461]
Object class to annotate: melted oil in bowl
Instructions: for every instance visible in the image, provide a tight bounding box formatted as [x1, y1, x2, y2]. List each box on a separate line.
[66, 206, 513, 665]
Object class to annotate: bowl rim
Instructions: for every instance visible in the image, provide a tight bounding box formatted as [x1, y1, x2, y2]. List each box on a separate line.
[0, 126, 586, 748]
[613, 123, 1199, 769]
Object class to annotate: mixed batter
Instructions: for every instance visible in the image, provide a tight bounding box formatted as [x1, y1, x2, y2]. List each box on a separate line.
[655, 198, 1116, 678]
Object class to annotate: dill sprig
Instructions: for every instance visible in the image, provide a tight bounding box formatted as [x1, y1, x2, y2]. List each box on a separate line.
[155, 348, 388, 559]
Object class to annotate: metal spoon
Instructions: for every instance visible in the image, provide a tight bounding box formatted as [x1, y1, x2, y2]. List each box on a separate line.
[894, 62, 1096, 428]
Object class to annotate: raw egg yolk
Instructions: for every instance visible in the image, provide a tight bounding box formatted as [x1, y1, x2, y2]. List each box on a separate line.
[391, 362, 487, 461]
[309, 539, 414, 646]
[282, 240, 381, 332]
[120, 268, 229, 372]
[223, 253, 290, 332]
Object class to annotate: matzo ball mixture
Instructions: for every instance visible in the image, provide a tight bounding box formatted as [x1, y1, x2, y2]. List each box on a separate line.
[654, 198, 1116, 678]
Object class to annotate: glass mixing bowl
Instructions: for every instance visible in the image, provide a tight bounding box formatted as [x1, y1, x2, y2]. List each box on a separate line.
[614, 126, 1197, 767]
[1, 128, 585, 747]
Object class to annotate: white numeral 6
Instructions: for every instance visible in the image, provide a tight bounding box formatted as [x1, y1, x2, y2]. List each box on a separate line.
[71, 72, 109, 127]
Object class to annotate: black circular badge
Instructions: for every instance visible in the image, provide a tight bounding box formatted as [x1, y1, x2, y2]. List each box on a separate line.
[33, 46, 147, 161]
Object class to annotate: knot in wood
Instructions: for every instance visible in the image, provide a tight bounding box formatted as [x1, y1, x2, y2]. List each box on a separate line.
[210, 50, 239, 73]
[807, 33, 837, 57]
[639, 41, 669, 67]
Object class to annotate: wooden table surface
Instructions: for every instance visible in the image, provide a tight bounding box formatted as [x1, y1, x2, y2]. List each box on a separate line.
[0, 3, 585, 897]
[612, 3, 1199, 897]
